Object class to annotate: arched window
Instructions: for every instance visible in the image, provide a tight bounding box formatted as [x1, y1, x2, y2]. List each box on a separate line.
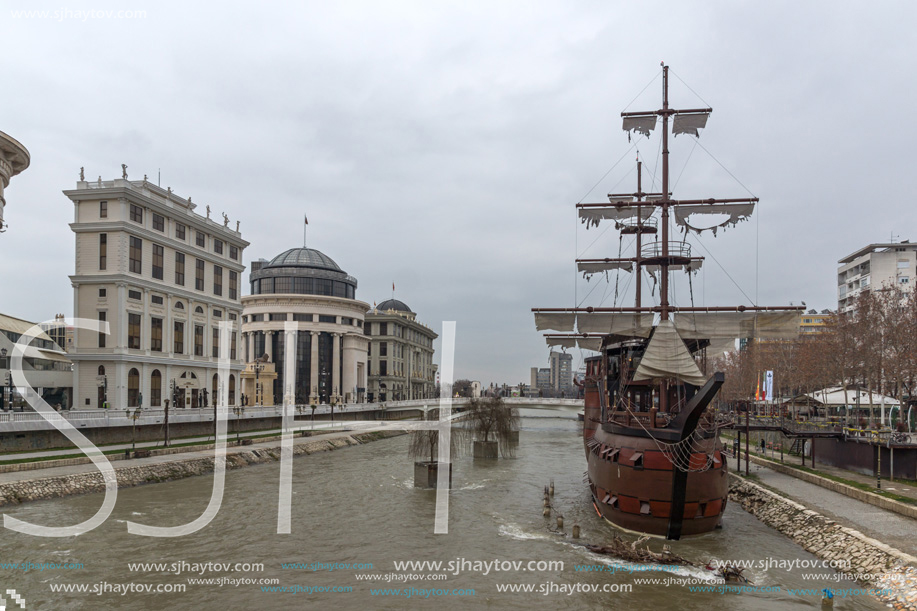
[128, 368, 140, 407]
[195, 306, 204, 314]
[151, 370, 162, 407]
[229, 374, 236, 405]
[175, 301, 185, 309]
[98, 365, 105, 375]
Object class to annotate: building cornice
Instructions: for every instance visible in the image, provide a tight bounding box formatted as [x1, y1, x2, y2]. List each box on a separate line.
[64, 182, 250, 248]
[69, 273, 243, 310]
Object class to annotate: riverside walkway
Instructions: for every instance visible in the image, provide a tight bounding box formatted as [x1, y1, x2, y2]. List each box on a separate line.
[727, 453, 917, 556]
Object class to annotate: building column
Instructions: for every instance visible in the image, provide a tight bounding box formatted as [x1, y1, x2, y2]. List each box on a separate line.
[245, 331, 253, 362]
[310, 331, 319, 401]
[332, 332, 341, 399]
[265, 330, 274, 361]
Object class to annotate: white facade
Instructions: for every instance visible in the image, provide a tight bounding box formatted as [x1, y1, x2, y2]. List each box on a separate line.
[365, 300, 437, 402]
[0, 130, 30, 232]
[64, 176, 249, 410]
[838, 242, 917, 312]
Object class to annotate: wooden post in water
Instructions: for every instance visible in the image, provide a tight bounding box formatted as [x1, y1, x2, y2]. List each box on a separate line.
[745, 408, 750, 476]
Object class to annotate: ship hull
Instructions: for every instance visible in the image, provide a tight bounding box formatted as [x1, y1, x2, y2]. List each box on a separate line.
[581, 371, 728, 539]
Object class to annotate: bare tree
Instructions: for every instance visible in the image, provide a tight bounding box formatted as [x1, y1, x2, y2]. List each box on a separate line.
[467, 396, 520, 458]
[408, 408, 467, 464]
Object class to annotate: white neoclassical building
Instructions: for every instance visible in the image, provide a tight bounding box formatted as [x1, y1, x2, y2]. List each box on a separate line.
[0, 130, 30, 232]
[64, 174, 248, 410]
[365, 299, 437, 402]
[241, 247, 370, 405]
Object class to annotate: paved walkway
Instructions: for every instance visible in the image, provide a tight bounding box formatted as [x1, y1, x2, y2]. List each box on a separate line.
[728, 454, 917, 556]
[0, 427, 376, 487]
[0, 421, 347, 462]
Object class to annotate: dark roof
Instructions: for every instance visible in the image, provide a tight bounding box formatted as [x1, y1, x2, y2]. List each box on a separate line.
[377, 299, 412, 313]
[266, 248, 342, 272]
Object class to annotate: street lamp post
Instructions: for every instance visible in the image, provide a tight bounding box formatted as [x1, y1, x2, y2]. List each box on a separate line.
[232, 406, 245, 444]
[1, 347, 7, 411]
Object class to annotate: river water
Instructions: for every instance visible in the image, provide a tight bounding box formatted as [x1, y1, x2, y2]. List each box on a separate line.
[1, 411, 884, 609]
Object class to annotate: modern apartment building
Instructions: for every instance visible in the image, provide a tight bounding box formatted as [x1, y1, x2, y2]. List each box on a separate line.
[837, 241, 917, 312]
[64, 175, 248, 410]
[549, 351, 574, 396]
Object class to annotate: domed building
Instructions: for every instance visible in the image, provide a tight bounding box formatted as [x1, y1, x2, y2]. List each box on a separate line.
[365, 297, 437, 402]
[241, 247, 370, 405]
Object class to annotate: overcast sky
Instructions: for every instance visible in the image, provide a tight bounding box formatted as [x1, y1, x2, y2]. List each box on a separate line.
[2, 1, 916, 385]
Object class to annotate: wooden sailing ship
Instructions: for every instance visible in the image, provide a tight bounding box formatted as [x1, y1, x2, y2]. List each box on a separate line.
[533, 64, 801, 540]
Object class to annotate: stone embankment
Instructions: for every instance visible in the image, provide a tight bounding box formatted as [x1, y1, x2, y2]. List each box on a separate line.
[729, 474, 917, 610]
[0, 431, 401, 508]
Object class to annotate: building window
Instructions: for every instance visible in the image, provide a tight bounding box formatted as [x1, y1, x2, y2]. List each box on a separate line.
[195, 306, 204, 314]
[380, 323, 387, 336]
[212, 327, 220, 358]
[128, 313, 141, 349]
[175, 223, 186, 240]
[151, 295, 164, 305]
[229, 270, 238, 300]
[98, 311, 106, 348]
[129, 236, 142, 274]
[214, 309, 223, 318]
[250, 314, 264, 322]
[174, 321, 184, 354]
[152, 213, 165, 232]
[175, 301, 184, 309]
[214, 239, 223, 255]
[194, 324, 204, 356]
[151, 370, 162, 407]
[128, 368, 140, 407]
[230, 245, 238, 260]
[195, 259, 205, 291]
[152, 244, 164, 280]
[231, 333, 237, 360]
[229, 313, 237, 321]
[229, 374, 236, 404]
[99, 200, 108, 218]
[128, 290, 141, 300]
[196, 231, 205, 247]
[269, 313, 286, 321]
[130, 204, 143, 224]
[293, 313, 312, 322]
[380, 342, 387, 356]
[99, 234, 107, 270]
[319, 315, 336, 323]
[99, 288, 107, 297]
[213, 265, 223, 296]
[380, 360, 387, 376]
[898, 260, 909, 269]
[175, 252, 185, 285]
[901, 277, 910, 284]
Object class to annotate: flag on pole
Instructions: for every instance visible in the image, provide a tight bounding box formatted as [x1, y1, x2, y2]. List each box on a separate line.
[755, 373, 761, 401]
[304, 214, 308, 225]
[392, 282, 395, 292]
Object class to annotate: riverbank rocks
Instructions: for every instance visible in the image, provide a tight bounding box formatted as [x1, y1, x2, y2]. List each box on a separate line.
[0, 432, 403, 508]
[729, 474, 917, 609]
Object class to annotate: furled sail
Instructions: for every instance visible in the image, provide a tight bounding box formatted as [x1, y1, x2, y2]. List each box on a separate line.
[643, 259, 703, 274]
[578, 260, 634, 279]
[673, 203, 755, 236]
[672, 112, 709, 137]
[578, 203, 652, 229]
[632, 321, 707, 386]
[545, 336, 576, 349]
[622, 115, 657, 137]
[576, 312, 654, 337]
[672, 311, 800, 340]
[534, 312, 576, 332]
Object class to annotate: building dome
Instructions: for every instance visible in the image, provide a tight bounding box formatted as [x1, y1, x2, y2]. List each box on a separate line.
[266, 248, 342, 272]
[249, 246, 357, 298]
[377, 299, 413, 313]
